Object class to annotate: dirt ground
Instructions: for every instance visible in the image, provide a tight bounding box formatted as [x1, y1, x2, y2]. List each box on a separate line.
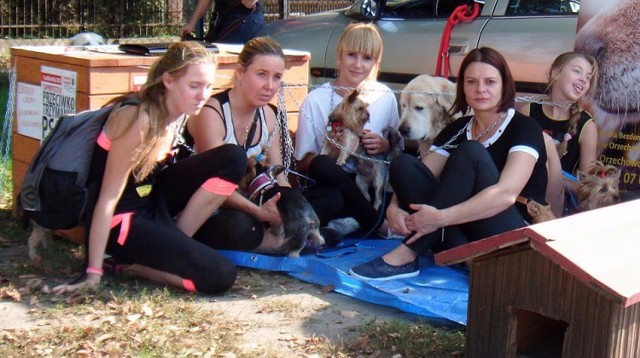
[0, 236, 433, 355]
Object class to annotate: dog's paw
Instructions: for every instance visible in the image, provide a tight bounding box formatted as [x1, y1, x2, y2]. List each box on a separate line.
[27, 234, 43, 268]
[27, 223, 53, 268]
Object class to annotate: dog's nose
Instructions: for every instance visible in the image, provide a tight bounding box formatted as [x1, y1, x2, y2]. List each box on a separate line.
[399, 126, 410, 136]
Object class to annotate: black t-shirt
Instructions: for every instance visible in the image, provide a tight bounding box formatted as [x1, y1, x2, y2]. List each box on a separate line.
[432, 109, 548, 204]
[529, 102, 592, 175]
[216, 0, 265, 15]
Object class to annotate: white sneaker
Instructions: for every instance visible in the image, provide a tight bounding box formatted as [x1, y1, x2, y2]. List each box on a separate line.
[327, 217, 360, 236]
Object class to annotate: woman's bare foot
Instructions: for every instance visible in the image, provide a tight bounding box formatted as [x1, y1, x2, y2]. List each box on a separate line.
[382, 244, 417, 266]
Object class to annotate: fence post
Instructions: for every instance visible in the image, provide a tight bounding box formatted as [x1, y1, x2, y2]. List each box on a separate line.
[278, 0, 289, 20]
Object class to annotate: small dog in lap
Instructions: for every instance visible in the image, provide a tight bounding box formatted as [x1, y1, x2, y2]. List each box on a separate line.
[577, 161, 621, 212]
[321, 89, 398, 210]
[242, 155, 324, 258]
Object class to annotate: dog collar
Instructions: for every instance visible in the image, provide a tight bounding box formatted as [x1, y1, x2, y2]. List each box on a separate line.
[326, 120, 343, 132]
[248, 172, 277, 203]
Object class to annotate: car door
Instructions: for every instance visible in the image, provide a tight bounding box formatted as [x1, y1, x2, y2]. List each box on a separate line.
[475, 0, 580, 92]
[375, 0, 491, 86]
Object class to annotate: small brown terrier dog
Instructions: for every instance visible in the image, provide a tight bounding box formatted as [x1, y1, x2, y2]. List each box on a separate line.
[577, 161, 621, 211]
[321, 89, 399, 210]
[321, 89, 370, 166]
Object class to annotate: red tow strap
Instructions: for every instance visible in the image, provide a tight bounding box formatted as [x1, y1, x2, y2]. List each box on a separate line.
[435, 3, 481, 78]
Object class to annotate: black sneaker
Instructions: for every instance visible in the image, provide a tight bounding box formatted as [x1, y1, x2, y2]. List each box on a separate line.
[319, 226, 343, 248]
[349, 257, 420, 281]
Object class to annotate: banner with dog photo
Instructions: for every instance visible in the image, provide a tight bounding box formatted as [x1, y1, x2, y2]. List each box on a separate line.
[576, 0, 640, 193]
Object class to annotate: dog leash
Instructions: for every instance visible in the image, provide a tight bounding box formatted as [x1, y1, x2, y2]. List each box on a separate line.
[313, 244, 358, 258]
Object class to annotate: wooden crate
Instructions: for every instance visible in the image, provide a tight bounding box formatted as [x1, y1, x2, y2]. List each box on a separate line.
[11, 45, 309, 241]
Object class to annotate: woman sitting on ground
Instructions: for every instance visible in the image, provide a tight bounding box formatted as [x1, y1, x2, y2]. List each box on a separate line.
[520, 52, 598, 214]
[295, 23, 401, 237]
[185, 37, 342, 253]
[53, 42, 246, 294]
[350, 47, 548, 281]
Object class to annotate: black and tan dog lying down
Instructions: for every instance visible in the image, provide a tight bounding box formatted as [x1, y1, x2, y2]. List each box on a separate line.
[241, 155, 340, 258]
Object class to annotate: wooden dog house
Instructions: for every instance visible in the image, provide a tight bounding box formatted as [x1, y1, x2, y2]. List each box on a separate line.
[435, 200, 640, 358]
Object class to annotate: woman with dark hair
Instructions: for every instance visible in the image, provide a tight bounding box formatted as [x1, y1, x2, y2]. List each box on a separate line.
[350, 47, 548, 281]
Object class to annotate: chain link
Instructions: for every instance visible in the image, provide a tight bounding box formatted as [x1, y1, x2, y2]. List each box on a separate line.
[1, 67, 16, 195]
[276, 82, 571, 166]
[0, 77, 569, 196]
[517, 95, 573, 108]
[274, 82, 294, 178]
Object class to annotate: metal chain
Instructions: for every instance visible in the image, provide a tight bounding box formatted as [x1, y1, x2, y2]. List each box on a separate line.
[1, 67, 16, 194]
[275, 82, 294, 177]
[517, 95, 573, 108]
[277, 82, 571, 165]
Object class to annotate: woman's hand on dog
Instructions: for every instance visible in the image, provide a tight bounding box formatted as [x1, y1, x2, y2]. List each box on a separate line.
[257, 192, 283, 225]
[361, 129, 390, 155]
[404, 204, 441, 244]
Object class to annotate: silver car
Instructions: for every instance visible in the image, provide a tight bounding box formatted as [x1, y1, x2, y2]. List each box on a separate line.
[262, 0, 580, 92]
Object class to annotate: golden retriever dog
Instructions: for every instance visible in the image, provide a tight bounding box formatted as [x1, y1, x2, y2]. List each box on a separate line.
[574, 0, 640, 165]
[398, 75, 460, 156]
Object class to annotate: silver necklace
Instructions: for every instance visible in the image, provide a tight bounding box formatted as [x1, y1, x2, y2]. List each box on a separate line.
[472, 113, 506, 141]
[432, 112, 506, 152]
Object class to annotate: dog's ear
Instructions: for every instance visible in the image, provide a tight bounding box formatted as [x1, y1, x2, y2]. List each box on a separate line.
[347, 89, 360, 104]
[577, 170, 590, 183]
[434, 80, 456, 113]
[604, 164, 621, 179]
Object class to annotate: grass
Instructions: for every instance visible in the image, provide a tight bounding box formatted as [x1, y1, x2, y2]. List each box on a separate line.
[0, 159, 466, 356]
[349, 319, 465, 357]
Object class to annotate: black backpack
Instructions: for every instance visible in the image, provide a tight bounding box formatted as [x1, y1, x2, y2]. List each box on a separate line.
[20, 98, 139, 230]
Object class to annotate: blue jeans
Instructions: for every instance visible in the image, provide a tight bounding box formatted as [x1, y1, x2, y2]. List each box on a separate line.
[389, 141, 525, 256]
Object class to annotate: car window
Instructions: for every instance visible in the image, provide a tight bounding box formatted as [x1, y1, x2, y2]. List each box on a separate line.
[435, 0, 475, 18]
[506, 0, 581, 15]
[382, 0, 475, 19]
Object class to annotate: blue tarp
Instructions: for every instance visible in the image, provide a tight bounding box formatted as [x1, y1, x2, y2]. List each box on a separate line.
[220, 238, 469, 325]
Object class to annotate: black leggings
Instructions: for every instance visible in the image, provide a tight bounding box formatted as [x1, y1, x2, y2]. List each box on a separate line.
[104, 144, 247, 294]
[390, 141, 525, 256]
[307, 155, 384, 231]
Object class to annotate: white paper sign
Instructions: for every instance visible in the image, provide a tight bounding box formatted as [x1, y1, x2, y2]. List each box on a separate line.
[16, 82, 43, 140]
[41, 66, 77, 140]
